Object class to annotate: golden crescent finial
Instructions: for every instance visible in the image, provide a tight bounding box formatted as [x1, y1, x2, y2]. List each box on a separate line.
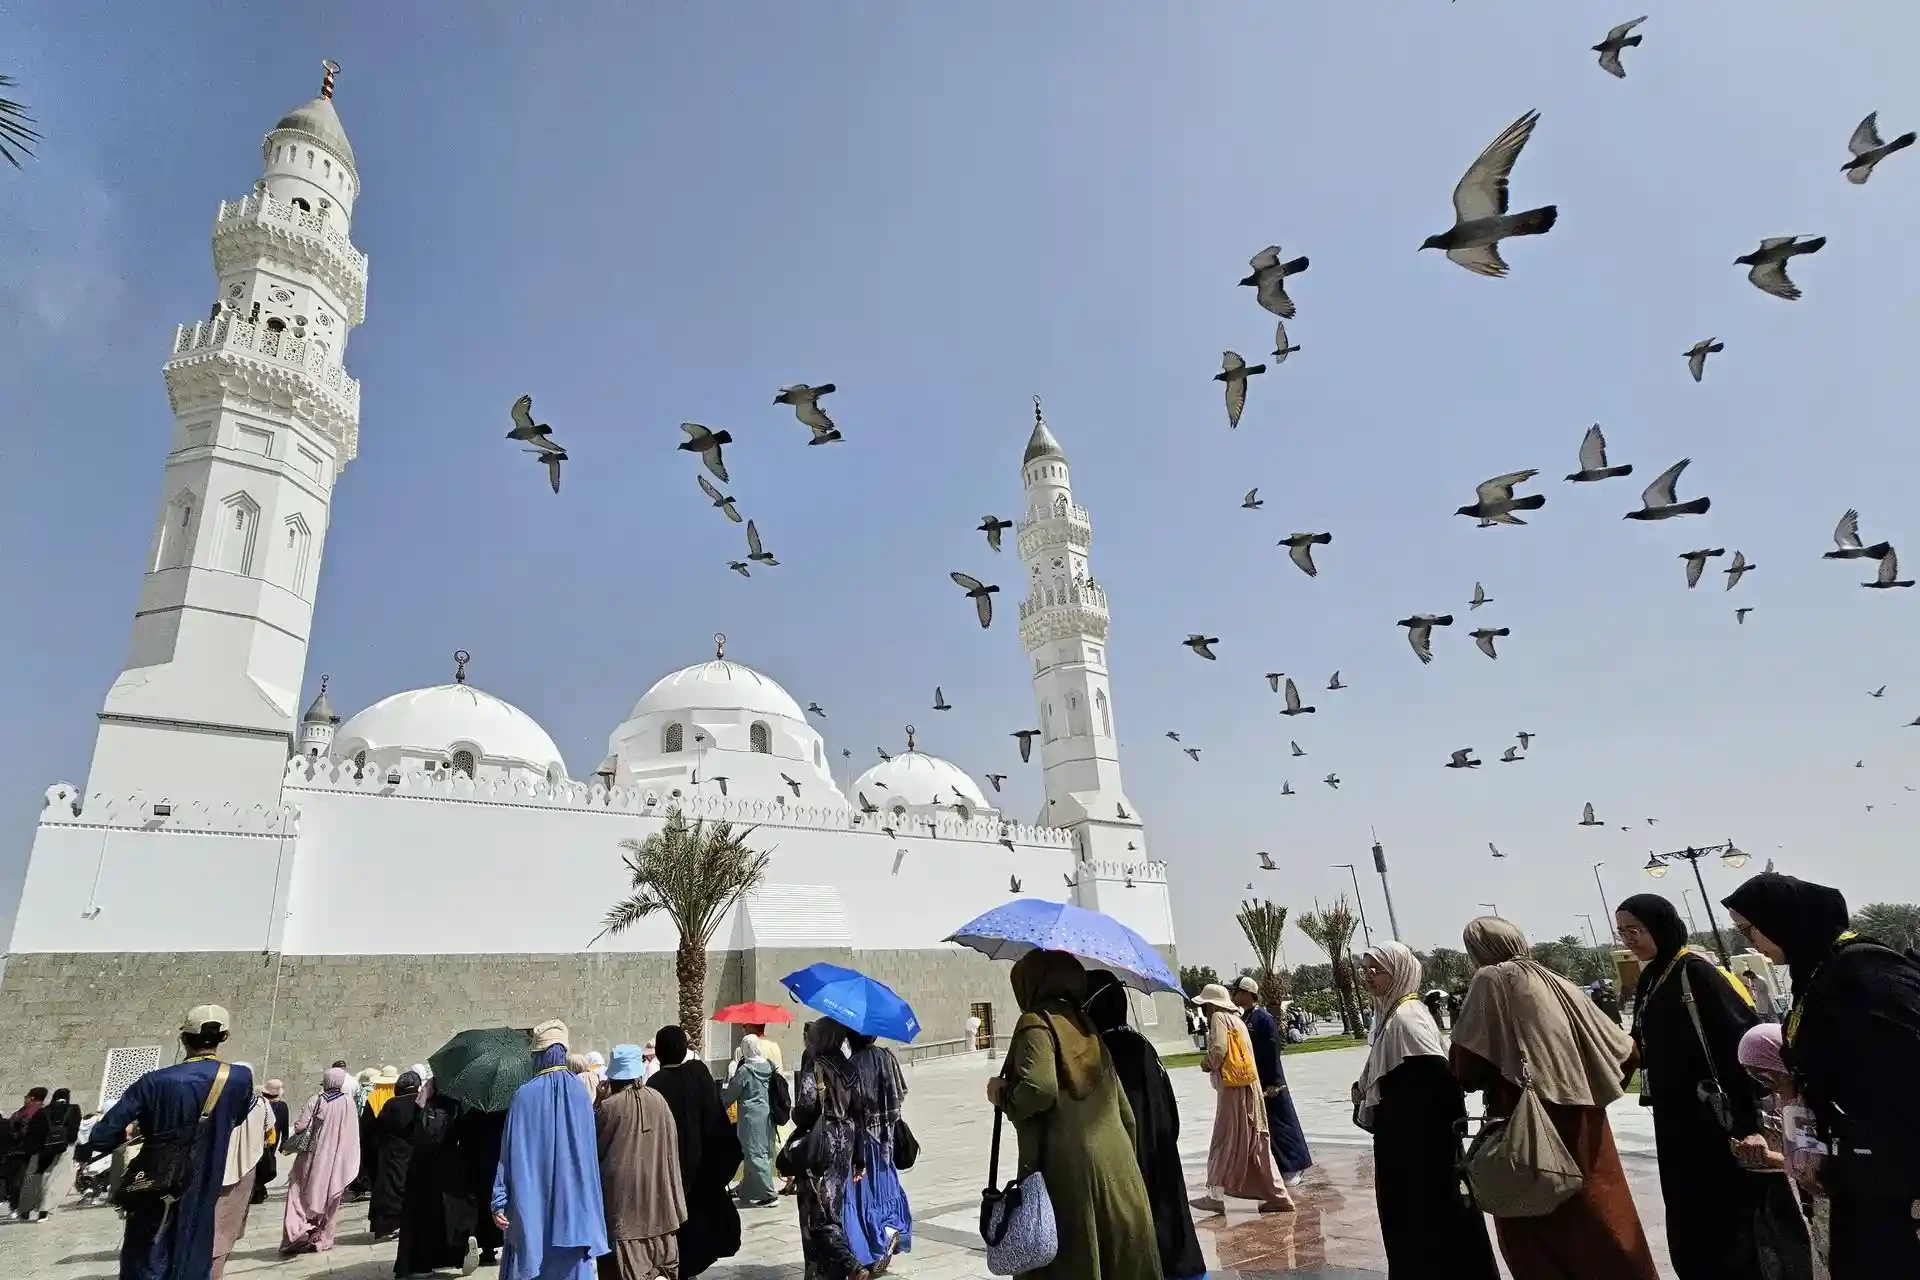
[714, 632, 727, 661]
[320, 59, 340, 100]
[905, 724, 917, 753]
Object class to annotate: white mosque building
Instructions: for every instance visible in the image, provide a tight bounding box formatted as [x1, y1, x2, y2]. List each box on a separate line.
[1, 68, 1182, 1102]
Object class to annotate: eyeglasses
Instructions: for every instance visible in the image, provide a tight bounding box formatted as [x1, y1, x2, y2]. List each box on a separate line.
[1730, 921, 1757, 941]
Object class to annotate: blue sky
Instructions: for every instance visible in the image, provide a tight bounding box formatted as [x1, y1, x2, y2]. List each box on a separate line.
[5, 2, 1920, 974]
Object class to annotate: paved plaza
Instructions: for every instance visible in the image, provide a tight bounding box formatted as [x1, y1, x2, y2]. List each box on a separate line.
[0, 1045, 1675, 1279]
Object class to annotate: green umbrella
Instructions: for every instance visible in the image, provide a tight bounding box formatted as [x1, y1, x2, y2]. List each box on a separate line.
[427, 1027, 534, 1113]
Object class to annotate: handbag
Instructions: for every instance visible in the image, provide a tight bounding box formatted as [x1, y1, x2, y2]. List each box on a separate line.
[892, 1118, 919, 1171]
[122, 1063, 231, 1202]
[278, 1097, 321, 1157]
[979, 1021, 1062, 1275]
[775, 1065, 834, 1179]
[1458, 1057, 1585, 1217]
[1679, 967, 1737, 1133]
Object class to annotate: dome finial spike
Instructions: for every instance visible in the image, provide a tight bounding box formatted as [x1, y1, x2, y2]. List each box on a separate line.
[320, 58, 340, 101]
[714, 632, 726, 662]
[1033, 395, 1044, 425]
[905, 724, 917, 753]
[318, 673, 330, 695]
[453, 649, 470, 685]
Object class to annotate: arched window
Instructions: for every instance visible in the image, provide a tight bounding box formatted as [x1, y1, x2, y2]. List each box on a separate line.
[749, 722, 772, 754]
[892, 805, 907, 819]
[1043, 700, 1054, 740]
[291, 196, 310, 212]
[451, 749, 476, 779]
[283, 515, 312, 597]
[1096, 689, 1111, 737]
[814, 742, 823, 767]
[266, 317, 286, 333]
[353, 750, 367, 777]
[662, 722, 683, 753]
[954, 804, 971, 821]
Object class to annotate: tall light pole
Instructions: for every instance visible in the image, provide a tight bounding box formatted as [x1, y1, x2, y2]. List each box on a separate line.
[1644, 840, 1750, 965]
[1576, 914, 1600, 948]
[1370, 829, 1403, 942]
[1592, 862, 1617, 944]
[1332, 863, 1373, 948]
[1679, 887, 1701, 934]
[1478, 901, 1499, 917]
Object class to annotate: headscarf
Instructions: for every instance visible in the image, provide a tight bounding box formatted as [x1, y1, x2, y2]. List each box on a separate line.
[322, 1066, 348, 1097]
[1356, 942, 1446, 1126]
[585, 1051, 606, 1070]
[395, 1070, 422, 1096]
[565, 1052, 592, 1075]
[1008, 949, 1102, 1100]
[1083, 969, 1132, 1034]
[1617, 893, 1689, 1009]
[535, 1043, 569, 1070]
[262, 1079, 284, 1098]
[1738, 1023, 1788, 1077]
[1723, 872, 1853, 976]
[654, 1025, 689, 1065]
[1451, 917, 1635, 1108]
[739, 1034, 766, 1063]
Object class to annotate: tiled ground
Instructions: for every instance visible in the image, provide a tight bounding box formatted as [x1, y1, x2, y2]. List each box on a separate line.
[0, 1044, 1675, 1278]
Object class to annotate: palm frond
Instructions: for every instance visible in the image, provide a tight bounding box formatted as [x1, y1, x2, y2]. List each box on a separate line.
[0, 75, 42, 169]
[1235, 899, 1289, 974]
[592, 809, 772, 947]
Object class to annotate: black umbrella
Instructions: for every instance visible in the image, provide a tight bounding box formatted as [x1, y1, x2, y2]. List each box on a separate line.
[427, 1027, 533, 1113]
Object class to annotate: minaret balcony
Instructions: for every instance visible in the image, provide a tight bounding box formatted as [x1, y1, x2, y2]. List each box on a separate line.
[213, 191, 367, 323]
[1019, 601, 1111, 648]
[165, 314, 361, 458]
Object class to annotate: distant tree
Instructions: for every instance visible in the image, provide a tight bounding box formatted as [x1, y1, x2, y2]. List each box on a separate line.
[1296, 897, 1364, 1035]
[0, 74, 40, 169]
[1530, 934, 1616, 984]
[1422, 945, 1472, 992]
[1179, 964, 1221, 998]
[1853, 903, 1920, 952]
[1235, 899, 1292, 1011]
[1290, 963, 1333, 995]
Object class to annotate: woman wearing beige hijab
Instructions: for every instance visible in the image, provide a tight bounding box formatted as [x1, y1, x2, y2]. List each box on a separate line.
[1450, 917, 1657, 1279]
[1191, 982, 1291, 1214]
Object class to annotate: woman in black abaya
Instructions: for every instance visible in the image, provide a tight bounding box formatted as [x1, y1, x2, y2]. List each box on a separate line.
[647, 1025, 742, 1279]
[1725, 872, 1920, 1278]
[368, 1070, 421, 1240]
[1084, 971, 1205, 1279]
[1617, 893, 1806, 1279]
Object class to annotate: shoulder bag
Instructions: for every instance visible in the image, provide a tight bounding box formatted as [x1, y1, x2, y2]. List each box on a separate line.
[891, 1117, 919, 1171]
[979, 1019, 1062, 1276]
[775, 1065, 834, 1179]
[1457, 969, 1587, 1218]
[278, 1096, 320, 1157]
[122, 1062, 231, 1203]
[1678, 966, 1738, 1133]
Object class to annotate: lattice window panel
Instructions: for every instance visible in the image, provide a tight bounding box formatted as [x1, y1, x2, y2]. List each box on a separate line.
[1128, 987, 1160, 1028]
[99, 1046, 162, 1109]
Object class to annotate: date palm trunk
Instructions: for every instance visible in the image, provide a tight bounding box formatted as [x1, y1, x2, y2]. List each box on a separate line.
[677, 941, 708, 1054]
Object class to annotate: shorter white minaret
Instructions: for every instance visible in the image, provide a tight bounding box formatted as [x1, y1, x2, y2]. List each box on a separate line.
[298, 674, 340, 758]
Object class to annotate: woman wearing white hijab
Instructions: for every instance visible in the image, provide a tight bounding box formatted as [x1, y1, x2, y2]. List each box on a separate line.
[1353, 942, 1497, 1277]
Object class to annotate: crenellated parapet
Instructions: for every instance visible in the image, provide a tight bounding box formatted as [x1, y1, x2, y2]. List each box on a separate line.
[38, 783, 300, 835]
[213, 191, 368, 322]
[1077, 857, 1169, 882]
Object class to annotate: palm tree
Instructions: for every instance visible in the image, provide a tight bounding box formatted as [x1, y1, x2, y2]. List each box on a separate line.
[595, 810, 772, 1052]
[1296, 896, 1364, 1036]
[1235, 899, 1291, 1011]
[0, 75, 41, 169]
[1853, 902, 1920, 952]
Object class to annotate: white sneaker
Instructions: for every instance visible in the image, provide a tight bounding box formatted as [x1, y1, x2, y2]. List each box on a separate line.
[460, 1235, 480, 1276]
[1285, 1171, 1307, 1187]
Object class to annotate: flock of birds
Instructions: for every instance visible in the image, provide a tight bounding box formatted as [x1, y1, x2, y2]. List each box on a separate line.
[489, 14, 1920, 892]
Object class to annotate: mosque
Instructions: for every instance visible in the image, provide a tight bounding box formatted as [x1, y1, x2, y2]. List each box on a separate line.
[0, 68, 1183, 1104]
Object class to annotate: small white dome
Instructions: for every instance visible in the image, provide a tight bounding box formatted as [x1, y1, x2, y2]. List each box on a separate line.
[631, 660, 807, 724]
[336, 684, 564, 773]
[850, 751, 991, 813]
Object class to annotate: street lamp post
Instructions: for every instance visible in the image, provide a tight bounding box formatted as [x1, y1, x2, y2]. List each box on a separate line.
[1576, 914, 1600, 948]
[1333, 863, 1374, 948]
[1643, 840, 1750, 965]
[1479, 902, 1499, 917]
[1679, 887, 1701, 935]
[1371, 831, 1403, 943]
[1593, 862, 1617, 944]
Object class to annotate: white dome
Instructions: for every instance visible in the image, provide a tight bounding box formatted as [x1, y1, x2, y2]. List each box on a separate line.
[336, 684, 564, 772]
[850, 751, 991, 813]
[631, 660, 807, 724]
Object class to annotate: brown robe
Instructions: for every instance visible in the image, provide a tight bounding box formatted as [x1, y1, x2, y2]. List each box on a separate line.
[1452, 1044, 1658, 1279]
[596, 1083, 689, 1280]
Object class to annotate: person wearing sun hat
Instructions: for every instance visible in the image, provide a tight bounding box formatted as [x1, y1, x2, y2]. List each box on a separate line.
[594, 1044, 687, 1280]
[1191, 983, 1291, 1214]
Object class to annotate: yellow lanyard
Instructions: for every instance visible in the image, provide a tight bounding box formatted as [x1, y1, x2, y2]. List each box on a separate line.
[1646, 947, 1692, 999]
[1784, 931, 1858, 1047]
[536, 1064, 570, 1076]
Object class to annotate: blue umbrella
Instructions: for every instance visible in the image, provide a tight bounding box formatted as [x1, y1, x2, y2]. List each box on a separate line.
[780, 963, 921, 1042]
[945, 899, 1182, 995]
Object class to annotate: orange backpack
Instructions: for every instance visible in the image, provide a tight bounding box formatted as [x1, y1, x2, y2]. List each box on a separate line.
[1220, 1022, 1258, 1088]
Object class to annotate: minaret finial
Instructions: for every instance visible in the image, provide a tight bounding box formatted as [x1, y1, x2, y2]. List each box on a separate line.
[1033, 395, 1044, 425]
[905, 724, 917, 753]
[714, 632, 727, 661]
[453, 649, 470, 685]
[320, 58, 340, 101]
[318, 674, 330, 695]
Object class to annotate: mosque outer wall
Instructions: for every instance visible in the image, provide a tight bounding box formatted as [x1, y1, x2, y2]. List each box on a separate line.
[0, 943, 1183, 1109]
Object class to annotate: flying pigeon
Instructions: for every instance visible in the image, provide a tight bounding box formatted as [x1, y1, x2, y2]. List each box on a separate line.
[1516, 731, 1534, 750]
[1627, 459, 1710, 519]
[1323, 773, 1340, 790]
[528, 443, 566, 494]
[1593, 16, 1647, 79]
[1470, 582, 1491, 610]
[728, 561, 751, 577]
[1166, 730, 1182, 741]
[780, 773, 802, 798]
[1216, 352, 1266, 429]
[1857, 760, 1866, 768]
[1736, 607, 1753, 624]
[986, 773, 1006, 791]
[1280, 532, 1333, 578]
[1117, 803, 1132, 819]
[950, 572, 1000, 627]
[507, 394, 554, 446]
[1328, 671, 1346, 690]
[1280, 781, 1295, 795]
[1578, 802, 1602, 827]
[712, 776, 729, 796]
[1684, 340, 1724, 383]
[1471, 627, 1509, 659]
[1258, 852, 1277, 870]
[746, 520, 778, 566]
[1566, 424, 1633, 483]
[1735, 236, 1825, 301]
[695, 474, 743, 523]
[1446, 748, 1482, 770]
[858, 792, 879, 814]
[1458, 469, 1546, 525]
[1063, 874, 1078, 889]
[807, 702, 826, 717]
[1183, 747, 1202, 762]
[1825, 510, 1892, 560]
[1184, 635, 1221, 660]
[1264, 674, 1284, 693]
[1681, 548, 1727, 588]
[774, 383, 841, 444]
[1012, 729, 1040, 762]
[1290, 741, 1306, 757]
[1398, 614, 1455, 665]
[978, 516, 1014, 551]
[932, 687, 951, 711]
[1279, 678, 1315, 716]
[1421, 109, 1558, 277]
[998, 835, 1017, 852]
[1843, 112, 1915, 184]
[1865, 547, 1915, 589]
[1242, 488, 1264, 510]
[678, 423, 733, 482]
[1008, 875, 1022, 894]
[1871, 686, 1887, 698]
[1271, 319, 1301, 364]
[1240, 245, 1309, 319]
[1500, 746, 1522, 762]
[1724, 551, 1756, 589]
[877, 747, 891, 761]
[1908, 717, 1920, 728]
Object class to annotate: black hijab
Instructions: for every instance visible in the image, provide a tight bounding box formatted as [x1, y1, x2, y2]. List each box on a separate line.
[1723, 872, 1851, 976]
[1083, 970, 1131, 1034]
[1618, 892, 1689, 1007]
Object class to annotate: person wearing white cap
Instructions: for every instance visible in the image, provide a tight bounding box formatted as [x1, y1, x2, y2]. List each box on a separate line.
[1190, 984, 1292, 1215]
[76, 1004, 256, 1280]
[1229, 976, 1313, 1186]
[491, 1020, 608, 1278]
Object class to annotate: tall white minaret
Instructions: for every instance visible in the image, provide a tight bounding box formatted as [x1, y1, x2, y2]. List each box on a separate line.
[85, 61, 367, 808]
[1016, 400, 1142, 865]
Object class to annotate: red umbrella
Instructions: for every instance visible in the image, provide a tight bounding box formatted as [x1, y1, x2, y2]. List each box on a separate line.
[712, 1001, 792, 1026]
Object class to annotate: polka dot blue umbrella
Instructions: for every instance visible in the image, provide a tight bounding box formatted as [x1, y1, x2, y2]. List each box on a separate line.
[945, 899, 1182, 995]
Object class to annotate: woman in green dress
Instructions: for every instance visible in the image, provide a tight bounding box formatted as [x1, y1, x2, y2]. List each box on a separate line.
[721, 1034, 778, 1207]
[985, 950, 1161, 1280]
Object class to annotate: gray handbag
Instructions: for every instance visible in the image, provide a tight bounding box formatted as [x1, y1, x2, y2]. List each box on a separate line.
[979, 1022, 1062, 1275]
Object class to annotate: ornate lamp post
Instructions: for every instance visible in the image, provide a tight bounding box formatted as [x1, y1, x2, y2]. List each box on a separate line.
[1643, 840, 1750, 964]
